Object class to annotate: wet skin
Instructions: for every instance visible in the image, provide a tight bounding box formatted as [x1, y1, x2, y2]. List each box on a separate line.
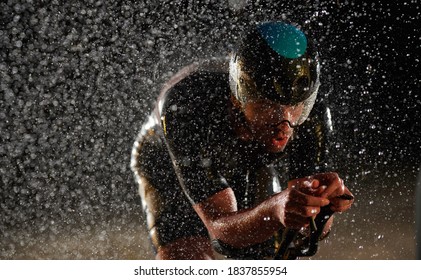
[241, 99, 305, 153]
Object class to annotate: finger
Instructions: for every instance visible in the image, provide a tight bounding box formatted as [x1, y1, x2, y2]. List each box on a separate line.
[330, 197, 353, 207]
[330, 192, 354, 212]
[321, 176, 345, 199]
[285, 201, 321, 217]
[310, 179, 319, 188]
[297, 205, 320, 218]
[306, 179, 324, 195]
[284, 213, 310, 229]
[332, 188, 354, 201]
[290, 178, 321, 196]
[336, 193, 354, 200]
[290, 188, 330, 207]
[312, 183, 327, 196]
[330, 201, 353, 213]
[303, 178, 320, 189]
[288, 177, 315, 189]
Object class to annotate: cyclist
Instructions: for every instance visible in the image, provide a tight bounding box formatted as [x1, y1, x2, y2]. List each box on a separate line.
[131, 21, 354, 259]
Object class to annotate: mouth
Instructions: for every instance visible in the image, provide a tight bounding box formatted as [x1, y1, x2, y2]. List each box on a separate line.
[268, 122, 293, 150]
[271, 135, 289, 149]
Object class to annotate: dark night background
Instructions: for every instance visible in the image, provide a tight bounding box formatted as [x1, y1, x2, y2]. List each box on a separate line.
[1, 0, 420, 259]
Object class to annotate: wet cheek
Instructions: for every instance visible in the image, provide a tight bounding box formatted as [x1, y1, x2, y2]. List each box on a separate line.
[261, 110, 278, 123]
[251, 113, 270, 125]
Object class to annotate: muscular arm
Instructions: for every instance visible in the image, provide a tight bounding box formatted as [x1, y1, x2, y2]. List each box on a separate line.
[193, 187, 330, 249]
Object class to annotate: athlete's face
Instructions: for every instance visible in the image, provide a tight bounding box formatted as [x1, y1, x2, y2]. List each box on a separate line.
[242, 99, 304, 153]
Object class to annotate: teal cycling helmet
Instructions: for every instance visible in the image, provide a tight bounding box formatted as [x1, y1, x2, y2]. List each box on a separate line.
[229, 21, 321, 125]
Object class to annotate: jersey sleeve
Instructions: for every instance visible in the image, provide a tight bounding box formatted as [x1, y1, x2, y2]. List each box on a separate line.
[160, 73, 230, 204]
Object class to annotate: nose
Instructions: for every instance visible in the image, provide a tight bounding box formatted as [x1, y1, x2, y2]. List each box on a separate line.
[280, 106, 296, 123]
[276, 120, 293, 137]
[273, 105, 299, 128]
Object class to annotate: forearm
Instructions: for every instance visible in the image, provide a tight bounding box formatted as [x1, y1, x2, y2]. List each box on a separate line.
[194, 188, 284, 248]
[212, 205, 283, 248]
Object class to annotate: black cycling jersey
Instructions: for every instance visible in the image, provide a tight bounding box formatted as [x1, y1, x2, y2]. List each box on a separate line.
[161, 70, 287, 206]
